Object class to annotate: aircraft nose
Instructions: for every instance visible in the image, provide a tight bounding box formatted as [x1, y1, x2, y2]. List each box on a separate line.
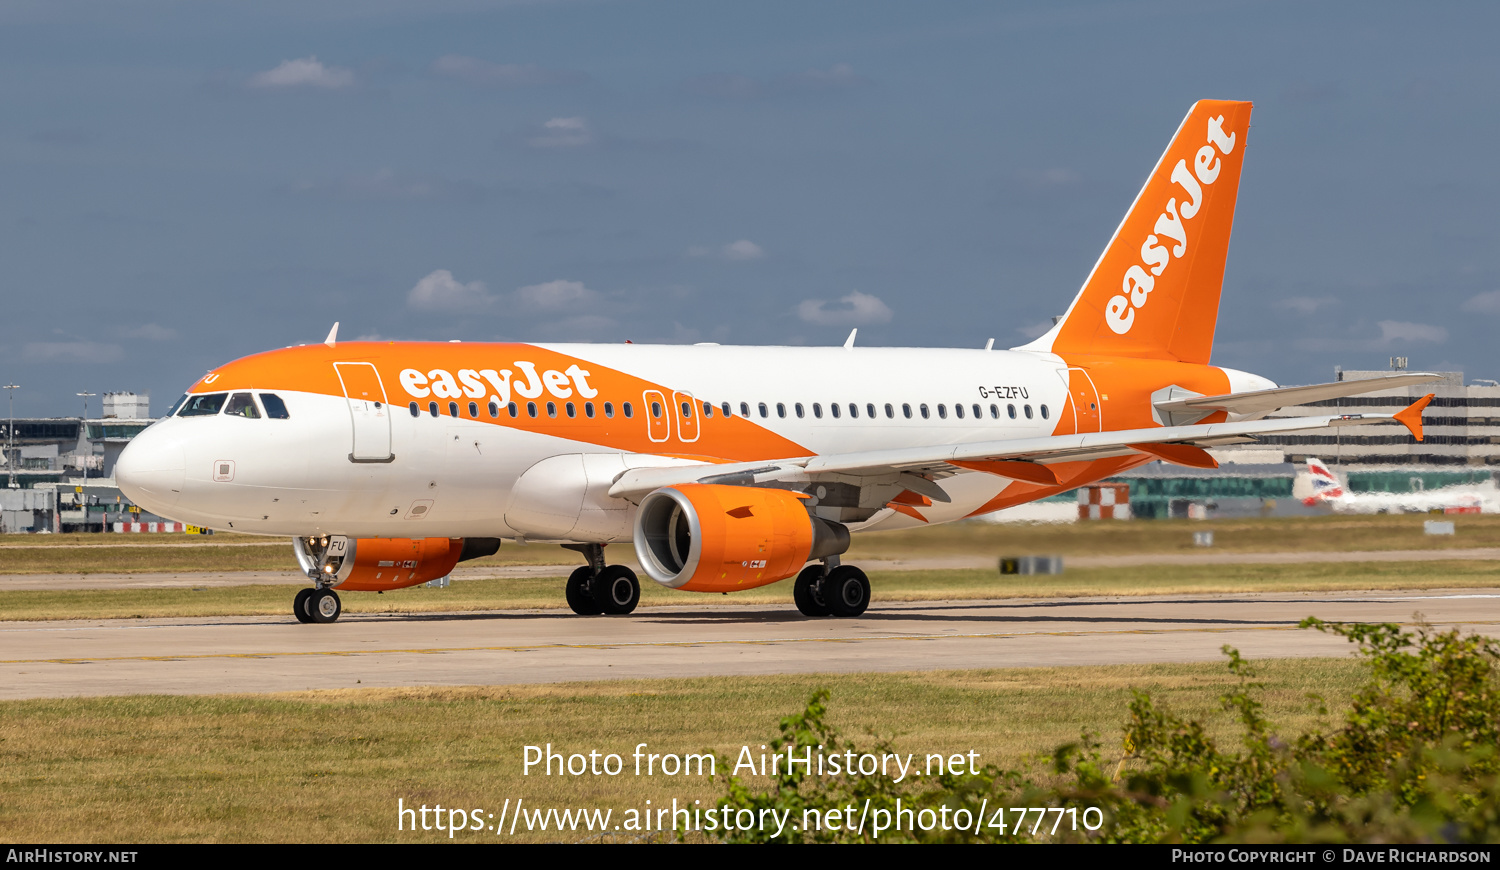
[115, 425, 186, 511]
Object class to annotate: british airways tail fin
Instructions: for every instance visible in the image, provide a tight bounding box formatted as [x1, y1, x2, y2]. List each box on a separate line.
[1302, 458, 1348, 505]
[1018, 100, 1253, 364]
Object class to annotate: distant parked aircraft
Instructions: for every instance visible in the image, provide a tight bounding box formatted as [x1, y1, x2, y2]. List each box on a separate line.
[1300, 458, 1496, 514]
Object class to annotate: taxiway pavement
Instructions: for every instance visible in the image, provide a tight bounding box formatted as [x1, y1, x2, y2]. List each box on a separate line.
[3, 589, 1497, 699]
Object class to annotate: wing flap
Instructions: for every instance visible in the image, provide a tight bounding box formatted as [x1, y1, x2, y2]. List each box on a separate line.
[1154, 372, 1443, 417]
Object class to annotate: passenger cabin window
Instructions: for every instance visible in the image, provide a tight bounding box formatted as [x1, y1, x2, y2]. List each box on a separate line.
[508, 402, 519, 418]
[868, 403, 877, 419]
[1008, 404, 1017, 419]
[722, 402, 732, 417]
[776, 403, 786, 418]
[831, 403, 840, 419]
[1024, 405, 1033, 419]
[489, 402, 499, 418]
[902, 403, 912, 419]
[758, 403, 768, 418]
[795, 403, 804, 418]
[256, 394, 290, 419]
[623, 402, 634, 418]
[409, 402, 420, 417]
[585, 402, 595, 418]
[813, 403, 823, 418]
[885, 403, 894, 418]
[468, 401, 479, 417]
[1040, 404, 1049, 420]
[703, 402, 713, 418]
[651, 402, 662, 418]
[604, 402, 615, 418]
[848, 403, 858, 419]
[681, 402, 693, 418]
[937, 404, 947, 419]
[178, 393, 228, 417]
[920, 404, 930, 419]
[225, 393, 260, 418]
[429, 401, 439, 417]
[546, 402, 557, 418]
[566, 402, 576, 418]
[954, 404, 964, 419]
[989, 404, 999, 419]
[448, 401, 459, 418]
[527, 402, 538, 418]
[972, 403, 982, 419]
[740, 402, 750, 417]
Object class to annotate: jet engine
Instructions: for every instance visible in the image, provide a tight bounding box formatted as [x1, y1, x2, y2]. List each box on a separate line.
[632, 484, 849, 593]
[293, 535, 499, 592]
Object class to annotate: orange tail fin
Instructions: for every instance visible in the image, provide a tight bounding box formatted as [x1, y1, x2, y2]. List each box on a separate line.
[1394, 394, 1434, 442]
[1020, 100, 1253, 364]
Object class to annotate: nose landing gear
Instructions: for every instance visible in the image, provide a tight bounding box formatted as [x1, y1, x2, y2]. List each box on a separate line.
[563, 543, 640, 615]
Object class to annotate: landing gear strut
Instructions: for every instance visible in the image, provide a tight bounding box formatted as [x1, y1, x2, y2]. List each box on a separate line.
[562, 543, 640, 616]
[794, 558, 870, 618]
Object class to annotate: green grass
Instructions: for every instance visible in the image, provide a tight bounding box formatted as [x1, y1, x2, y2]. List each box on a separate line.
[0, 658, 1364, 843]
[6, 514, 1500, 576]
[3, 560, 1496, 622]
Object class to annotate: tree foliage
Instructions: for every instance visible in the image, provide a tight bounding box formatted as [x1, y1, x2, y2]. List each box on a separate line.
[711, 618, 1500, 843]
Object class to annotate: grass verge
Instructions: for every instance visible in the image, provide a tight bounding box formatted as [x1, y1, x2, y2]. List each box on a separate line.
[2, 561, 1496, 621]
[0, 658, 1364, 843]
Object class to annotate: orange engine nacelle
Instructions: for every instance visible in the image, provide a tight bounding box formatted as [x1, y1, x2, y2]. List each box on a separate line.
[632, 484, 849, 593]
[294, 537, 466, 592]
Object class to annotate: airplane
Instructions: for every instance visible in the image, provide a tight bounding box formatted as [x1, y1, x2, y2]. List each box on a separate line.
[1299, 458, 1497, 514]
[115, 99, 1442, 624]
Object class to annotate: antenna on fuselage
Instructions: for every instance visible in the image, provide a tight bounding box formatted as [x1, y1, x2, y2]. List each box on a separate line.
[324, 322, 339, 348]
[843, 328, 857, 350]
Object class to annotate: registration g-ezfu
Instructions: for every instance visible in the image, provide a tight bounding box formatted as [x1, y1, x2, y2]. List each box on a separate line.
[116, 100, 1438, 627]
[977, 386, 1030, 400]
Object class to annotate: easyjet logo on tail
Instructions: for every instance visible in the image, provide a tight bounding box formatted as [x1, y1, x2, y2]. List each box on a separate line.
[1106, 115, 1238, 335]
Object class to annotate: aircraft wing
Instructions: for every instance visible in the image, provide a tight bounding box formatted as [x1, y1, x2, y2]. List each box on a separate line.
[1153, 372, 1443, 418]
[607, 399, 1430, 500]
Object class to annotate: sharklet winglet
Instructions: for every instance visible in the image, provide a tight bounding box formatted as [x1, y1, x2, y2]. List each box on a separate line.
[843, 328, 857, 350]
[1394, 393, 1434, 442]
[324, 322, 339, 348]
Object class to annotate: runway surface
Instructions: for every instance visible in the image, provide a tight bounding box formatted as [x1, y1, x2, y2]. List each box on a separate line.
[4, 588, 1498, 699]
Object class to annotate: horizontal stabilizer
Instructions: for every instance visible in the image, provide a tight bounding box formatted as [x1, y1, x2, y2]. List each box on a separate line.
[1153, 372, 1444, 418]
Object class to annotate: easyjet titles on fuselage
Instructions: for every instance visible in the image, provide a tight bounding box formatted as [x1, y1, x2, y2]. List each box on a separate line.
[400, 364, 598, 405]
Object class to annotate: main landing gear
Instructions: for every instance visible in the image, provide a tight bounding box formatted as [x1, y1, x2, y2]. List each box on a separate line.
[794, 558, 870, 618]
[293, 586, 343, 624]
[563, 543, 640, 616]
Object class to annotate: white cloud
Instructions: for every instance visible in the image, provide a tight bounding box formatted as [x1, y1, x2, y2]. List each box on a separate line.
[1016, 320, 1054, 340]
[1276, 295, 1339, 314]
[24, 341, 124, 363]
[407, 269, 492, 312]
[431, 55, 582, 87]
[722, 240, 764, 261]
[527, 117, 592, 149]
[1377, 320, 1448, 343]
[688, 240, 765, 261]
[123, 324, 176, 341]
[797, 290, 893, 326]
[515, 279, 597, 311]
[1462, 290, 1500, 314]
[248, 56, 355, 90]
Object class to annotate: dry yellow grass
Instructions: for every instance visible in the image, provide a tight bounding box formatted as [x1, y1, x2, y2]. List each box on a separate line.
[0, 657, 1363, 843]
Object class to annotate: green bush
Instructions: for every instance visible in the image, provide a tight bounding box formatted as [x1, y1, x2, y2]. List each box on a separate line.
[710, 618, 1500, 843]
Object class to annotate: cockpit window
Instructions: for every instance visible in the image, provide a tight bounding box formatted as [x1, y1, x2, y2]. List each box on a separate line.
[178, 393, 228, 417]
[258, 393, 290, 419]
[164, 394, 189, 417]
[224, 393, 260, 418]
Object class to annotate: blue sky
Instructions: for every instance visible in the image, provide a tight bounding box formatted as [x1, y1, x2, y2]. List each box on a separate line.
[2, 0, 1497, 415]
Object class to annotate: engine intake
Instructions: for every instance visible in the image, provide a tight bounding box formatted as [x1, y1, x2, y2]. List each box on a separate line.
[293, 536, 466, 592]
[633, 484, 849, 593]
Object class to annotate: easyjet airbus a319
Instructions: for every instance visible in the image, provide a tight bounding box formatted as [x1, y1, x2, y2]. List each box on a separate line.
[115, 100, 1439, 624]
